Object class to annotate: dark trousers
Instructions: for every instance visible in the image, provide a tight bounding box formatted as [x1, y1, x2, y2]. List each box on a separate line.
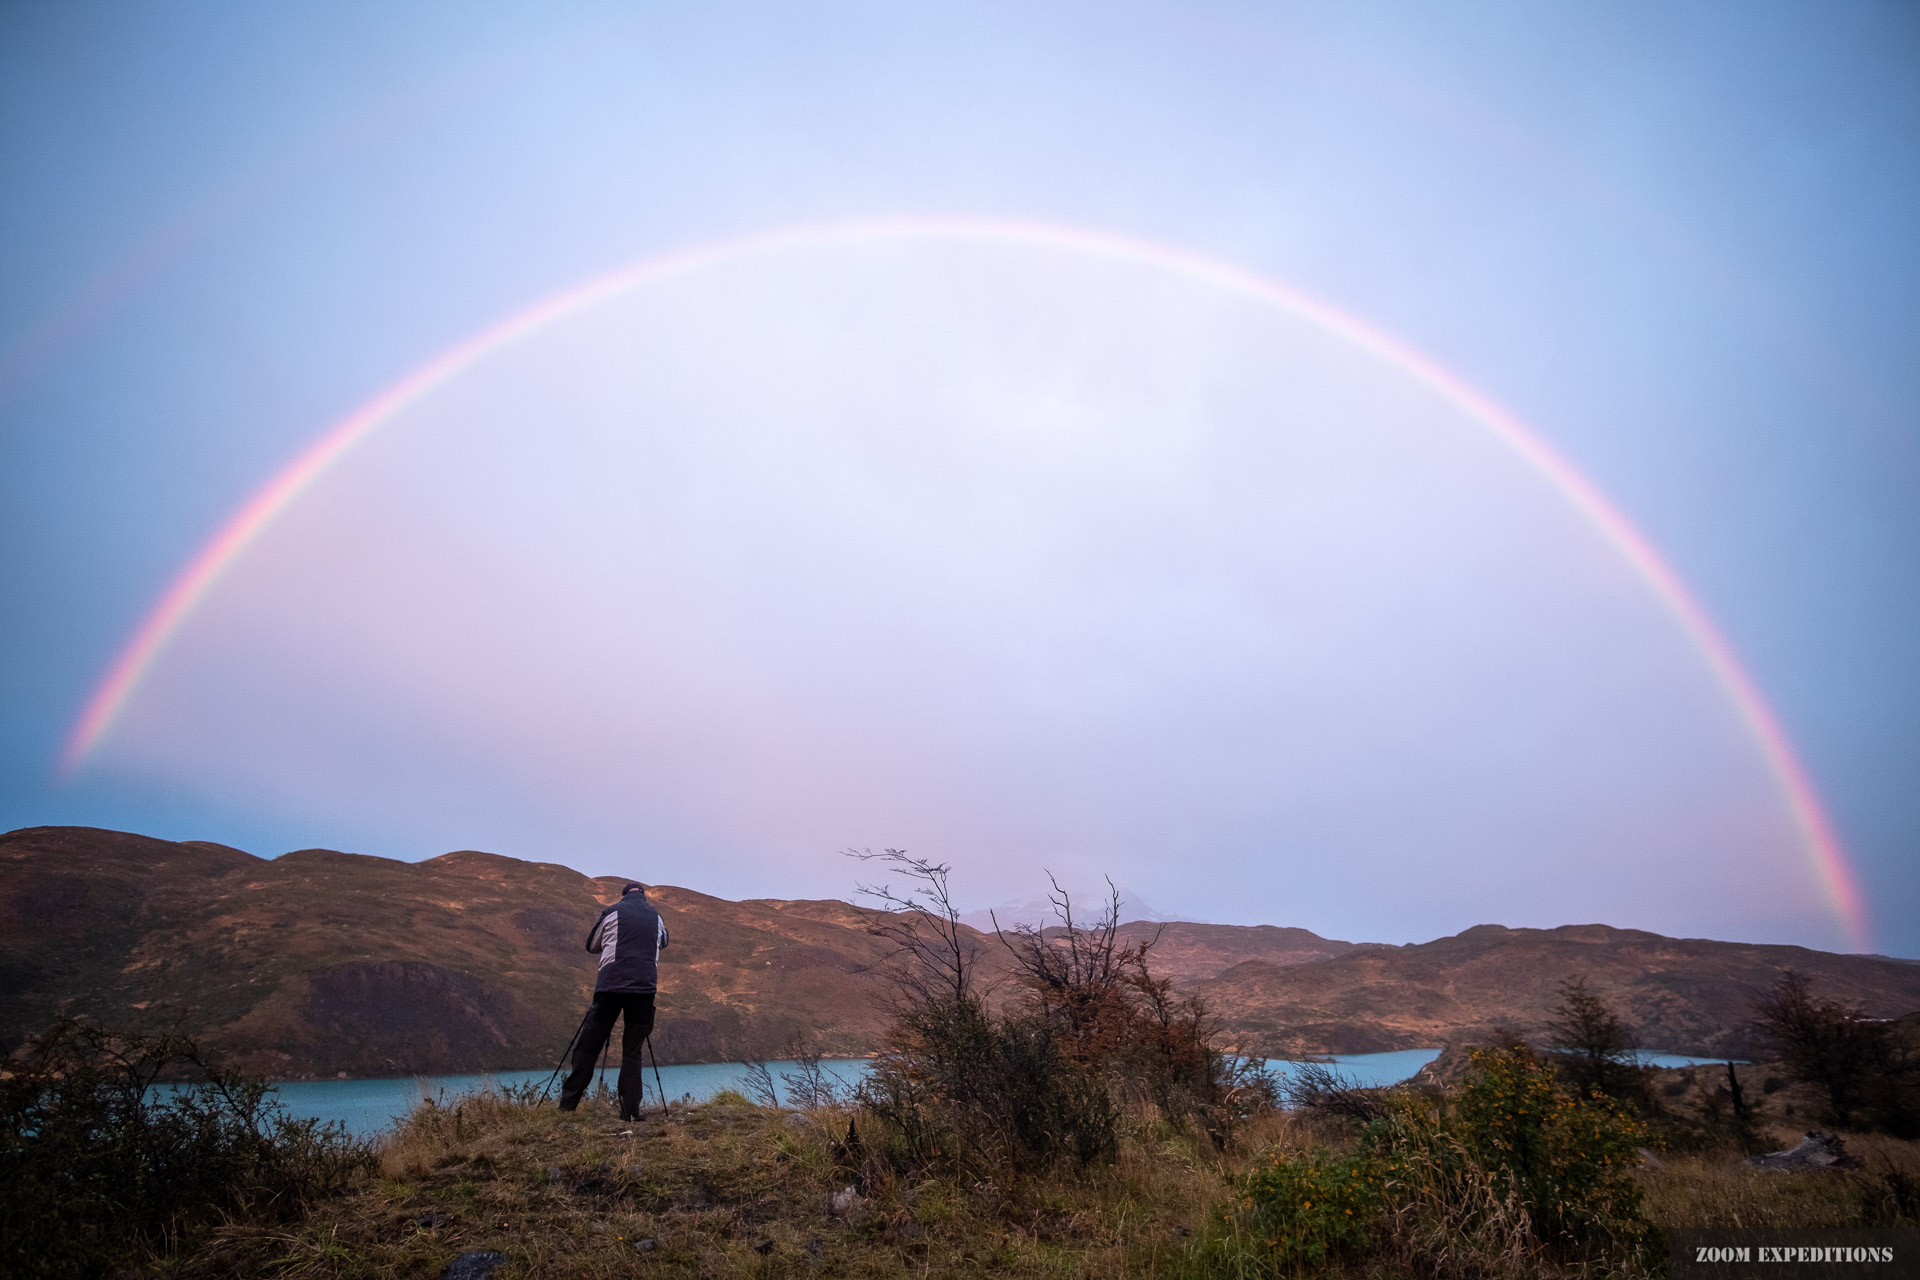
[558, 991, 656, 1119]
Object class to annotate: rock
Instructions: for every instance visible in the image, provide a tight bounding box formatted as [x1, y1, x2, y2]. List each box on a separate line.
[416, 1211, 450, 1228]
[784, 1112, 813, 1128]
[439, 1251, 507, 1280]
[543, 1165, 566, 1182]
[896, 1219, 925, 1240]
[632, 1238, 656, 1252]
[1408, 1043, 1477, 1090]
[627, 1163, 646, 1177]
[828, 1185, 863, 1217]
[1746, 1130, 1856, 1171]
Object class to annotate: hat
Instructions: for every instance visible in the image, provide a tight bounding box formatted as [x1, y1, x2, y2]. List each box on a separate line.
[621, 881, 646, 896]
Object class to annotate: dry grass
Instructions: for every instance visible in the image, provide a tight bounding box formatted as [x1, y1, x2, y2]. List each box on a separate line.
[1637, 1126, 1920, 1232]
[169, 1089, 1920, 1279]
[185, 1086, 1284, 1279]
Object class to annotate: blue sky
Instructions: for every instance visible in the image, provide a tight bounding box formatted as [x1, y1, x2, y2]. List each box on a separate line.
[2, 2, 1915, 954]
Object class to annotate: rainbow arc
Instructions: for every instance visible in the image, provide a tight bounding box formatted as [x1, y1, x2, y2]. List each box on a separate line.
[58, 216, 1872, 952]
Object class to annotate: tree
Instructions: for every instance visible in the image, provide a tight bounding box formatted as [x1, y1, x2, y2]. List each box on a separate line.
[1753, 970, 1916, 1134]
[1543, 976, 1645, 1105]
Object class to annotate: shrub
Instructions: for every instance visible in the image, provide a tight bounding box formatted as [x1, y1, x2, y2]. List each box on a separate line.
[1341, 1094, 1539, 1279]
[850, 852, 1263, 1177]
[1283, 1062, 1383, 1123]
[852, 851, 1116, 1174]
[1448, 1042, 1653, 1251]
[1228, 1146, 1381, 1270]
[1198, 1043, 1657, 1277]
[0, 1017, 371, 1280]
[995, 874, 1266, 1145]
[859, 958, 1117, 1174]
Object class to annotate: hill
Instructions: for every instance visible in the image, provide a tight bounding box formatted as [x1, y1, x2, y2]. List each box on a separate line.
[0, 826, 903, 1077]
[6, 826, 1919, 1074]
[1193, 921, 1920, 1058]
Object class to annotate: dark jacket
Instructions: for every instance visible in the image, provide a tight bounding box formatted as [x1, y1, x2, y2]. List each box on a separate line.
[586, 891, 669, 994]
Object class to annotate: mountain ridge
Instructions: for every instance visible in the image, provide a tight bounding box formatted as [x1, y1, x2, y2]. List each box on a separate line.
[6, 825, 1918, 1075]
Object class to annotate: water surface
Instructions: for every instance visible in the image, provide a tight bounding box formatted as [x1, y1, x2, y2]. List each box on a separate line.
[272, 1049, 1448, 1137]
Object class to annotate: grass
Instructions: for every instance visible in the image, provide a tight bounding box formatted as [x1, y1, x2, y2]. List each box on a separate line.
[165, 1076, 1918, 1279]
[187, 1084, 1254, 1278]
[1636, 1133, 1920, 1232]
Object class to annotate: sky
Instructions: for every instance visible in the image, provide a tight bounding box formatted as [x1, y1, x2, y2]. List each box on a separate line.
[1, 2, 1915, 956]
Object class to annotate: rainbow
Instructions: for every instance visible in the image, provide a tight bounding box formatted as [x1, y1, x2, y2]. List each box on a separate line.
[57, 215, 1873, 951]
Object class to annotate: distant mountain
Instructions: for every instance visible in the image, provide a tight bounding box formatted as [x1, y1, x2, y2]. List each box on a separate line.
[1192, 922, 1920, 1058]
[0, 826, 899, 1077]
[6, 827, 1917, 1076]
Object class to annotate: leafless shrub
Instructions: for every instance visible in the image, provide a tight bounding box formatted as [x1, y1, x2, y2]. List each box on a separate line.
[1283, 1060, 1382, 1121]
[851, 852, 1272, 1177]
[740, 1058, 779, 1110]
[850, 850, 1115, 1173]
[781, 1035, 839, 1110]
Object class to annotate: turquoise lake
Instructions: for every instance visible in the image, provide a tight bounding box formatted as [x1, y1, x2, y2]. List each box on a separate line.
[264, 1047, 1736, 1137]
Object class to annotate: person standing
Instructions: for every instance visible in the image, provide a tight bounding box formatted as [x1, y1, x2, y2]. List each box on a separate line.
[558, 881, 668, 1119]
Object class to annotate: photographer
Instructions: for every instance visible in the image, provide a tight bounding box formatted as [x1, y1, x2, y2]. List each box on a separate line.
[557, 881, 668, 1120]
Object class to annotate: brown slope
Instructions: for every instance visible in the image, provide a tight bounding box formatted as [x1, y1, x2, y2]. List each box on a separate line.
[1191, 922, 1920, 1058]
[11, 827, 1920, 1076]
[0, 826, 901, 1077]
[1107, 921, 1370, 983]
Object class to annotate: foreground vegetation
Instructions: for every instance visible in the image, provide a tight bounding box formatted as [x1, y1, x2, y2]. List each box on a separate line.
[141, 1072, 1920, 1279]
[6, 855, 1916, 1277]
[0, 1018, 371, 1280]
[9, 1031, 1919, 1278]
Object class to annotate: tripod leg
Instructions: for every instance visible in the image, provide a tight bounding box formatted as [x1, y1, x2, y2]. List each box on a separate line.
[598, 1025, 613, 1101]
[539, 1006, 593, 1106]
[556, 996, 617, 1110]
[647, 1034, 670, 1119]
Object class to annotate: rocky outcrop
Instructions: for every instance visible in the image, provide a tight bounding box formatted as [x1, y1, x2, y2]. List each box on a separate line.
[1746, 1131, 1856, 1171]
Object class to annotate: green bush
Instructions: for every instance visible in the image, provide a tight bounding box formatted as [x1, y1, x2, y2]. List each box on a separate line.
[0, 1017, 371, 1280]
[1450, 1042, 1652, 1246]
[1228, 1147, 1381, 1270]
[1195, 1043, 1657, 1277]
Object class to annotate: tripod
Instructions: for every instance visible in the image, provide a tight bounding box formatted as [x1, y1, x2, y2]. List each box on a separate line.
[539, 1005, 671, 1119]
